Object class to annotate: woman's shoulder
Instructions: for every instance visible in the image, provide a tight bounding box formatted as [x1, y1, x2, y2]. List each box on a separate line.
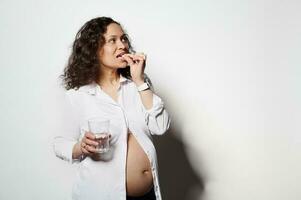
[65, 83, 97, 98]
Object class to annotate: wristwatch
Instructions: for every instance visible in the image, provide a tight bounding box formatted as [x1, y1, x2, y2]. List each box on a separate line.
[137, 82, 150, 92]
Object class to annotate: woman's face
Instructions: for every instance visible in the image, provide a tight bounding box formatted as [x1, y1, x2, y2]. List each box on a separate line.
[98, 23, 130, 70]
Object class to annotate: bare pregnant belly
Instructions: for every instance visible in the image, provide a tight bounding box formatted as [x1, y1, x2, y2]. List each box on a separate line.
[126, 132, 153, 196]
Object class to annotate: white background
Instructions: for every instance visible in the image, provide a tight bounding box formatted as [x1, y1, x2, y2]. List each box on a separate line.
[0, 0, 300, 199]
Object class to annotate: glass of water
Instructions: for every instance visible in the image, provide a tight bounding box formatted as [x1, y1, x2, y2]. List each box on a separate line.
[88, 119, 110, 153]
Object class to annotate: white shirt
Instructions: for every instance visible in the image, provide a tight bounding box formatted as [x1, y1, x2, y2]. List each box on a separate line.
[53, 75, 171, 200]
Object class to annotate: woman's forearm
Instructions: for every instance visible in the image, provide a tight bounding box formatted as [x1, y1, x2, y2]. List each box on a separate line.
[134, 79, 153, 110]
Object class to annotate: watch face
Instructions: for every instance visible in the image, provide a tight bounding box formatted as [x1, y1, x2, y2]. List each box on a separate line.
[145, 81, 151, 91]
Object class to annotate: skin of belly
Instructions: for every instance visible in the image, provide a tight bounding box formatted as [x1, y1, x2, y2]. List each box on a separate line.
[126, 133, 154, 196]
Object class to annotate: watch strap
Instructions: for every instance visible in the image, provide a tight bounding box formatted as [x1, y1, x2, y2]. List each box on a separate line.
[137, 82, 150, 92]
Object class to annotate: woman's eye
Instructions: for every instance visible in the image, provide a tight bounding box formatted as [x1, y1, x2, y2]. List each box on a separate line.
[121, 37, 128, 42]
[109, 39, 115, 43]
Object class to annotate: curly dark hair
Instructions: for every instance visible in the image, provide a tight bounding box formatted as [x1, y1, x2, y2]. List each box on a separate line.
[60, 17, 134, 90]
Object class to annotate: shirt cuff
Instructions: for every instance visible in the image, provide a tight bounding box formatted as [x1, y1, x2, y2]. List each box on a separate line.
[143, 93, 164, 117]
[53, 139, 81, 164]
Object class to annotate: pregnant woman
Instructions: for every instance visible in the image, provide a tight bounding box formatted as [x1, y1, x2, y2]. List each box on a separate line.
[53, 16, 171, 200]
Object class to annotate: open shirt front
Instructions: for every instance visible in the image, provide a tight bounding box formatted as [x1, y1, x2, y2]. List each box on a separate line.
[53, 75, 171, 200]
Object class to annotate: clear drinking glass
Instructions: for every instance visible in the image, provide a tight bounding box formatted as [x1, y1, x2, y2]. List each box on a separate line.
[88, 119, 110, 153]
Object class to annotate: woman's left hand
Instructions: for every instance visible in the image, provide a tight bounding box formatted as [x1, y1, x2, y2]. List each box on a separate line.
[122, 52, 146, 83]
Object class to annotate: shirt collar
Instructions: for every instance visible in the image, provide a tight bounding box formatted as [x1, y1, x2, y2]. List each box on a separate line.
[78, 74, 130, 95]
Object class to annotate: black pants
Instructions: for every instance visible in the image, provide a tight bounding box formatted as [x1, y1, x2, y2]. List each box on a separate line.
[126, 187, 156, 200]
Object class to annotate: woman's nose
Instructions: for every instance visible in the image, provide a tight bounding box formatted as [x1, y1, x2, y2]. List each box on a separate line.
[116, 39, 127, 49]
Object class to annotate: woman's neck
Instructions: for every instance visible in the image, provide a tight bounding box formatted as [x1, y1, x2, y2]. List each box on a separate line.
[98, 68, 120, 87]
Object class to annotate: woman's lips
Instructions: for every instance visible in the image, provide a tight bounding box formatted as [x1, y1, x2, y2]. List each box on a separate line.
[116, 52, 127, 58]
[117, 56, 127, 62]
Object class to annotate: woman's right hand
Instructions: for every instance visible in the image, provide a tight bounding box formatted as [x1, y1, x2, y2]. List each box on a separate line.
[80, 131, 99, 156]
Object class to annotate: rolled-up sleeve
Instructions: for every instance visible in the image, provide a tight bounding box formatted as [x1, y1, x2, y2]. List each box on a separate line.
[141, 90, 171, 136]
[52, 90, 81, 164]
